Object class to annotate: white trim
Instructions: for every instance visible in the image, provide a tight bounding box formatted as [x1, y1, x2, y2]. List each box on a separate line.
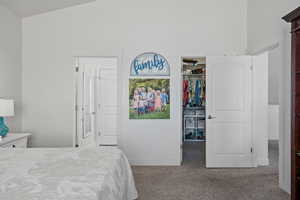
[73, 57, 79, 147]
[129, 158, 181, 166]
[116, 53, 122, 147]
[280, 178, 290, 194]
[179, 56, 206, 165]
[251, 52, 269, 168]
[256, 158, 270, 166]
[206, 162, 256, 168]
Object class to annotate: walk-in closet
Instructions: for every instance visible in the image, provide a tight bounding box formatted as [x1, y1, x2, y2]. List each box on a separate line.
[182, 57, 206, 166]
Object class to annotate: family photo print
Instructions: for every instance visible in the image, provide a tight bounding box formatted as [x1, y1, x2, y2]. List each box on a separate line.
[129, 79, 170, 119]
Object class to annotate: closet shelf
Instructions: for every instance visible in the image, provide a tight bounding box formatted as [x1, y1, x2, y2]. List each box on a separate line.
[184, 114, 205, 118]
[185, 127, 205, 130]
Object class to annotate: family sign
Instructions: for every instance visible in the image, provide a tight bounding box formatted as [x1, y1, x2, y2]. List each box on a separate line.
[130, 52, 170, 76]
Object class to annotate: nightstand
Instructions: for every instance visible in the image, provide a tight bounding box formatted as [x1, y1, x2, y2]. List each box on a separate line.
[0, 133, 31, 148]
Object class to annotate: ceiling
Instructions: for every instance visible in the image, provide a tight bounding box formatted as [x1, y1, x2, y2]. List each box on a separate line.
[0, 0, 95, 17]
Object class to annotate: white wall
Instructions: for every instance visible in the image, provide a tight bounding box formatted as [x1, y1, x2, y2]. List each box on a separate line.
[0, 5, 22, 132]
[268, 105, 279, 140]
[247, 0, 299, 193]
[253, 52, 269, 166]
[22, 0, 248, 164]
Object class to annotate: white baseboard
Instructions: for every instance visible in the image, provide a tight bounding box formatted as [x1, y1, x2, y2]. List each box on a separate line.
[279, 179, 291, 194]
[129, 159, 181, 166]
[256, 157, 269, 166]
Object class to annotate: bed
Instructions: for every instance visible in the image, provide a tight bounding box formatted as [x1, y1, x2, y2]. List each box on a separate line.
[0, 146, 138, 200]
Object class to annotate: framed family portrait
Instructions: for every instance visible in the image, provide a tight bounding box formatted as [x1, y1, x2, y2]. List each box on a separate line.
[129, 79, 170, 119]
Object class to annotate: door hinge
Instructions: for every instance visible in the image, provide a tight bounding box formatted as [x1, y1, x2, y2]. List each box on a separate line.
[75, 105, 78, 111]
[75, 67, 79, 72]
[251, 147, 253, 153]
[250, 65, 253, 70]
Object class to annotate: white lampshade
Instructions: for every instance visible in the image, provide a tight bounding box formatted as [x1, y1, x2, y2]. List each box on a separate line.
[0, 99, 14, 117]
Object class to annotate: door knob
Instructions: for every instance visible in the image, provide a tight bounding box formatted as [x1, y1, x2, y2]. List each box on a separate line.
[296, 152, 300, 157]
[208, 115, 216, 119]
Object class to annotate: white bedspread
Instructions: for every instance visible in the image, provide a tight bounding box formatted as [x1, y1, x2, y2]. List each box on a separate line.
[0, 146, 138, 200]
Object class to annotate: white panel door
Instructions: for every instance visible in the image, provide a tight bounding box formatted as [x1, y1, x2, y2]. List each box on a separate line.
[206, 56, 253, 168]
[97, 67, 118, 145]
[76, 57, 118, 147]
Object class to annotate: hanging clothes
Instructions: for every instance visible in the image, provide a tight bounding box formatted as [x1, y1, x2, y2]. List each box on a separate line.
[183, 80, 189, 106]
[183, 76, 206, 107]
[194, 80, 201, 106]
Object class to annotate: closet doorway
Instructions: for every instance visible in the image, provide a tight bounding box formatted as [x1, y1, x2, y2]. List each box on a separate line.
[74, 57, 118, 147]
[181, 56, 260, 168]
[182, 57, 206, 167]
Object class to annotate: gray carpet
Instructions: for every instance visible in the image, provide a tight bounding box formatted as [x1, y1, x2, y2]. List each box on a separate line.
[132, 141, 289, 200]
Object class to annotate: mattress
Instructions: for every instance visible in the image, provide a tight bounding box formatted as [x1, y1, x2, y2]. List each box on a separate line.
[0, 146, 138, 200]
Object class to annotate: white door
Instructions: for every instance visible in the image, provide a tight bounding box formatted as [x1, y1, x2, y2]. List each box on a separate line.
[97, 66, 118, 145]
[76, 57, 118, 147]
[206, 56, 253, 168]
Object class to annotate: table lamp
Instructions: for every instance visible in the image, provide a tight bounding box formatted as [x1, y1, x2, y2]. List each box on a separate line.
[0, 99, 14, 138]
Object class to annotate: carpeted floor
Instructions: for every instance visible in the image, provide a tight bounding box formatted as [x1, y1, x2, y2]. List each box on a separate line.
[132, 141, 289, 200]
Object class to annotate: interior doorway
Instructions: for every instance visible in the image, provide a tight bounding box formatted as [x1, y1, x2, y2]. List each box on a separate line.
[74, 57, 118, 147]
[181, 55, 269, 168]
[181, 57, 206, 167]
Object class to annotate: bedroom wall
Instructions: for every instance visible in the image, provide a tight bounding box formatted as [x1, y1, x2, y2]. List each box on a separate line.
[0, 5, 22, 132]
[22, 0, 248, 164]
[247, 0, 299, 193]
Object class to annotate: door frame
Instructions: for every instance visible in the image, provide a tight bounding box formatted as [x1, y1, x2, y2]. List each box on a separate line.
[179, 55, 256, 168]
[179, 56, 207, 165]
[73, 56, 120, 148]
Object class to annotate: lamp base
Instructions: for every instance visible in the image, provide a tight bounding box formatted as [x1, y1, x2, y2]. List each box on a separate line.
[0, 117, 9, 137]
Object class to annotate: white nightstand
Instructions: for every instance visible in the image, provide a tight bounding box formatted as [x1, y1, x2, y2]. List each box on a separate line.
[0, 133, 31, 148]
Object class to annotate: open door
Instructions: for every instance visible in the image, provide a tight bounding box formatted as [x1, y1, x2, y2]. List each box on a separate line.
[206, 56, 254, 168]
[76, 57, 118, 147]
[77, 64, 97, 147]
